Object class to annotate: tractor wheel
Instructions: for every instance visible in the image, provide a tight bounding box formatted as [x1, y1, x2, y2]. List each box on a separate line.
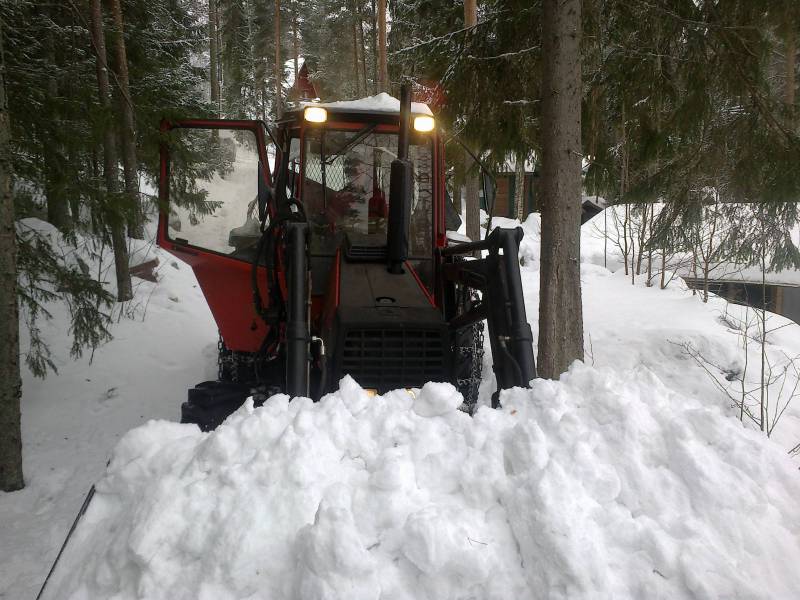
[181, 381, 253, 432]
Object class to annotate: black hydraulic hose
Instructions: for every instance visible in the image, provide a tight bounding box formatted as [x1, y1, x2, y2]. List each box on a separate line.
[251, 222, 275, 323]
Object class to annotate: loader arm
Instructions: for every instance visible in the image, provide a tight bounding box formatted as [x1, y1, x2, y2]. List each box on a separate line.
[441, 227, 536, 406]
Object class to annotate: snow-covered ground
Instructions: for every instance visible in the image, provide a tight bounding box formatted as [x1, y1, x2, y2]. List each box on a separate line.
[0, 220, 219, 598]
[3, 211, 800, 599]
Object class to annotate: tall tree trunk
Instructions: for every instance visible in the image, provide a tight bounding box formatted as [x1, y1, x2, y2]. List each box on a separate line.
[108, 0, 143, 239]
[274, 0, 282, 119]
[377, 0, 387, 92]
[44, 29, 70, 231]
[292, 7, 299, 83]
[786, 20, 796, 126]
[514, 153, 526, 222]
[0, 19, 24, 492]
[464, 0, 477, 27]
[636, 204, 647, 275]
[463, 0, 480, 252]
[90, 0, 132, 302]
[351, 4, 361, 96]
[209, 0, 220, 113]
[357, 3, 368, 95]
[537, 0, 584, 378]
[371, 0, 378, 93]
[646, 204, 654, 286]
[465, 168, 481, 246]
[620, 106, 629, 275]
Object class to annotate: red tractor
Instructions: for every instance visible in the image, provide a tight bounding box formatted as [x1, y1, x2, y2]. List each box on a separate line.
[158, 85, 535, 430]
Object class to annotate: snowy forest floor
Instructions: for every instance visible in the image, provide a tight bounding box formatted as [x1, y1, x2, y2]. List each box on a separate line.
[2, 212, 800, 599]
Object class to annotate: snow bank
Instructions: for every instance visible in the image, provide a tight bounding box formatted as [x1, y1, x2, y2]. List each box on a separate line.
[46, 367, 800, 600]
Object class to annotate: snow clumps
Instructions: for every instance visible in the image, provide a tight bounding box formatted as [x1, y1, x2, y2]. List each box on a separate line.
[45, 366, 800, 599]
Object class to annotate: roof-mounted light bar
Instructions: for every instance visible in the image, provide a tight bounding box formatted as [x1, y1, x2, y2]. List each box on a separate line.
[304, 106, 327, 123]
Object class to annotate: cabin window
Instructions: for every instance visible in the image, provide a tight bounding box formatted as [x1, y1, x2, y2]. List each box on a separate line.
[301, 128, 433, 262]
[167, 128, 263, 261]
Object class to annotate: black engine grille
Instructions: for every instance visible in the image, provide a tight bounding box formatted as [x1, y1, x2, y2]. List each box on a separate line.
[341, 328, 445, 391]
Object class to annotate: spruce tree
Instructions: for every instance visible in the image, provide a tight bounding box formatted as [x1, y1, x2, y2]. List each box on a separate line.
[0, 16, 24, 492]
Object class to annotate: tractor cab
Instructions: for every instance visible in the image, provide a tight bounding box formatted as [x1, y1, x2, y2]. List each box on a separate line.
[276, 95, 445, 323]
[158, 87, 535, 430]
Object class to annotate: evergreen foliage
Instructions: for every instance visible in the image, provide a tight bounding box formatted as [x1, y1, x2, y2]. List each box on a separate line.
[390, 0, 799, 271]
[3, 0, 209, 375]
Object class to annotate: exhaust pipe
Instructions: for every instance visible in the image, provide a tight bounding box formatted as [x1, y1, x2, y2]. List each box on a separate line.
[387, 82, 413, 274]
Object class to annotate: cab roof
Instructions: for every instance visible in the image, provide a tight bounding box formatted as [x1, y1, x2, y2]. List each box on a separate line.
[283, 92, 434, 126]
[306, 93, 433, 116]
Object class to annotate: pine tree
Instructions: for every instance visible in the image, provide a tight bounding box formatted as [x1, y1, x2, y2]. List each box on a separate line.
[108, 0, 144, 239]
[90, 0, 133, 302]
[0, 17, 24, 492]
[537, 0, 583, 377]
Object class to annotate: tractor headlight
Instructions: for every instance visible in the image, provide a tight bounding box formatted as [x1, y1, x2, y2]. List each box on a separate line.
[413, 115, 435, 132]
[304, 106, 328, 123]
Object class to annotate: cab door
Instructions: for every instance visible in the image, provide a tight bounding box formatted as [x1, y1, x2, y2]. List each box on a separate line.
[158, 119, 276, 353]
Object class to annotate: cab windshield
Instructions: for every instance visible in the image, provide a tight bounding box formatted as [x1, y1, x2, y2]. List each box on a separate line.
[298, 128, 433, 259]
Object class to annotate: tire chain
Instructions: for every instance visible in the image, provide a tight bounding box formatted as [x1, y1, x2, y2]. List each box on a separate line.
[218, 337, 258, 383]
[452, 257, 484, 413]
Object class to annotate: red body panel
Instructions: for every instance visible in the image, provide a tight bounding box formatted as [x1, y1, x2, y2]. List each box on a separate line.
[158, 119, 275, 352]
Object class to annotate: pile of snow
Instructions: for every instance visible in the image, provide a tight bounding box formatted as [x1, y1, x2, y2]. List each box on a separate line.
[45, 368, 800, 600]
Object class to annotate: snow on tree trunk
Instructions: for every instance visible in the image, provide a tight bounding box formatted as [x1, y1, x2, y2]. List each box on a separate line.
[90, 0, 132, 302]
[109, 0, 144, 240]
[537, 0, 584, 378]
[0, 20, 24, 492]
